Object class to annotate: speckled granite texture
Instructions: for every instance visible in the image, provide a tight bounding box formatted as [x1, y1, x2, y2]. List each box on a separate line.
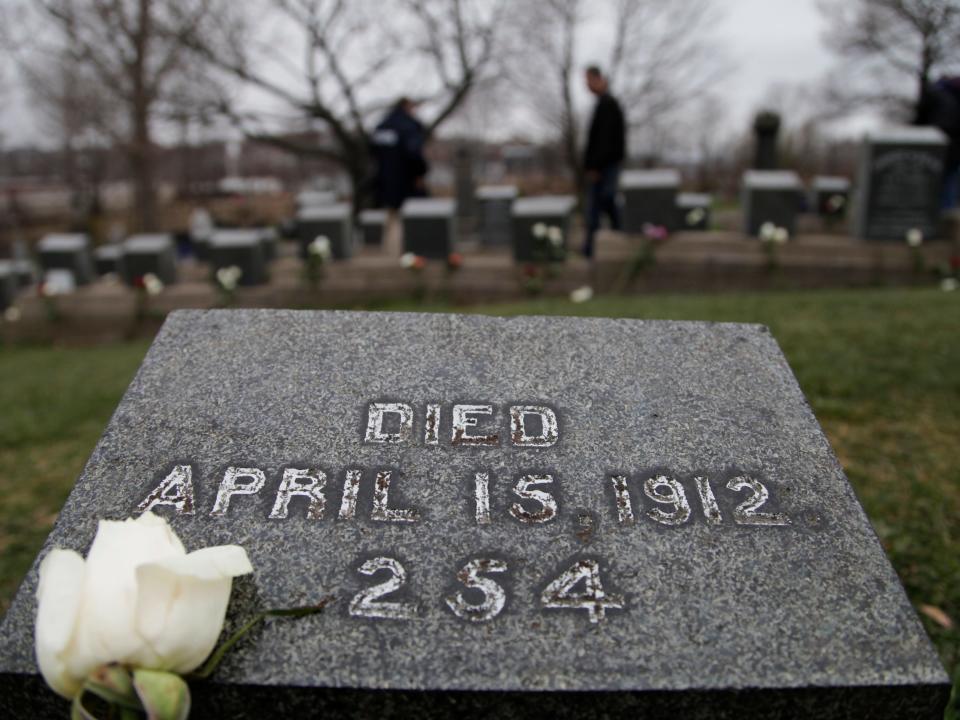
[0, 310, 950, 718]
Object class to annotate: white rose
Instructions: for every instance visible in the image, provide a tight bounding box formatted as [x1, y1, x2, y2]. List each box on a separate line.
[532, 222, 548, 239]
[35, 512, 252, 699]
[570, 285, 593, 303]
[400, 252, 416, 269]
[942, 277, 958, 292]
[906, 228, 923, 247]
[143, 273, 164, 296]
[547, 226, 563, 247]
[309, 236, 332, 259]
[759, 222, 776, 241]
[773, 227, 789, 244]
[4, 306, 21, 322]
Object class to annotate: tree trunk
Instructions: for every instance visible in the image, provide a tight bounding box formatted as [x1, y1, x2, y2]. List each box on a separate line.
[130, 0, 158, 232]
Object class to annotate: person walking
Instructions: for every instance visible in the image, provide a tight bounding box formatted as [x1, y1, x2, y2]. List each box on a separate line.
[372, 98, 429, 256]
[582, 66, 626, 259]
[916, 76, 960, 209]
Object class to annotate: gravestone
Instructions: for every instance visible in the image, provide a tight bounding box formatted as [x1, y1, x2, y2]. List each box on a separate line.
[0, 310, 950, 719]
[741, 170, 803, 237]
[359, 210, 387, 247]
[36, 234, 94, 285]
[853, 127, 947, 241]
[94, 245, 124, 277]
[402, 198, 457, 260]
[476, 185, 517, 246]
[453, 145, 478, 227]
[208, 230, 268, 286]
[621, 169, 682, 233]
[753, 111, 781, 170]
[1, 259, 37, 288]
[811, 177, 851, 218]
[676, 193, 712, 231]
[122, 234, 178, 286]
[511, 195, 576, 262]
[297, 204, 354, 260]
[258, 227, 279, 263]
[296, 190, 338, 211]
[0, 262, 16, 311]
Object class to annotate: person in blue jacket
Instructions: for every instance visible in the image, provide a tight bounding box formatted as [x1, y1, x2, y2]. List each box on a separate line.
[372, 98, 429, 254]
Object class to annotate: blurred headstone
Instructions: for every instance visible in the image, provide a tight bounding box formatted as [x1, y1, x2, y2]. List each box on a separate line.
[209, 230, 269, 286]
[853, 127, 947, 241]
[477, 185, 518, 247]
[511, 196, 576, 262]
[811, 177, 851, 219]
[402, 198, 457, 260]
[122, 234, 178, 286]
[676, 193, 712, 231]
[359, 210, 387, 247]
[297, 204, 354, 260]
[94, 244, 124, 277]
[37, 234, 94, 285]
[621, 169, 682, 233]
[753, 111, 781, 170]
[741, 171, 802, 237]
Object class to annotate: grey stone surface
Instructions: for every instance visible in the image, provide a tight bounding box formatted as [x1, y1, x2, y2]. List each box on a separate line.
[741, 171, 803, 237]
[0, 311, 949, 719]
[511, 196, 575, 261]
[853, 126, 947, 241]
[621, 169, 682, 233]
[402, 199, 457, 260]
[297, 204, 354, 260]
[122, 234, 178, 286]
[36, 233, 94, 285]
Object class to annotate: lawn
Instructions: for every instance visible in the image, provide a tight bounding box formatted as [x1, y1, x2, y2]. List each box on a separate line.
[1, 287, 958, 703]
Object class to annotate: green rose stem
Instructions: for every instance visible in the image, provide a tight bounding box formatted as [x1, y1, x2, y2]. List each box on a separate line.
[70, 600, 331, 720]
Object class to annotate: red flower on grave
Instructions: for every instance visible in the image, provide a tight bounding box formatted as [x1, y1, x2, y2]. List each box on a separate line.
[37, 282, 46, 297]
[133, 275, 147, 289]
[447, 253, 463, 270]
[522, 263, 539, 278]
[412, 255, 427, 270]
[950, 255, 960, 271]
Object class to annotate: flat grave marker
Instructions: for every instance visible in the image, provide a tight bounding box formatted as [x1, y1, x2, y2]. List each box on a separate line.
[0, 310, 949, 718]
[853, 127, 947, 241]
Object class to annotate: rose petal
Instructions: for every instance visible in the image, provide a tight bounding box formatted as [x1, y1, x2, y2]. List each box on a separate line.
[133, 546, 252, 673]
[35, 549, 87, 698]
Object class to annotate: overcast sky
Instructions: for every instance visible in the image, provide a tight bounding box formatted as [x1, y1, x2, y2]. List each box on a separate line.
[0, 0, 861, 149]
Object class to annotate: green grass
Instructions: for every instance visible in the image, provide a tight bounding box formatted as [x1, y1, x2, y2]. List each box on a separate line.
[1, 288, 958, 707]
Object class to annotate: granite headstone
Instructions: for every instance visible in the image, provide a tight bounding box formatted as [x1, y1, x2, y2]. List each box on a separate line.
[676, 193, 712, 231]
[94, 244, 124, 277]
[297, 204, 354, 260]
[402, 198, 457, 260]
[741, 170, 803, 237]
[511, 196, 576, 262]
[476, 185, 518, 247]
[122, 234, 178, 286]
[621, 169, 682, 233]
[853, 127, 947, 241]
[0, 311, 950, 719]
[811, 177, 851, 218]
[359, 210, 387, 247]
[36, 234, 94, 285]
[208, 231, 268, 286]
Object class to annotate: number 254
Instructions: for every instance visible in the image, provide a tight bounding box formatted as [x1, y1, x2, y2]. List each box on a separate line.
[348, 556, 624, 624]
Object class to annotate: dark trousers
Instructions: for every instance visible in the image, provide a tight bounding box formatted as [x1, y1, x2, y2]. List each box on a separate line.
[583, 164, 621, 258]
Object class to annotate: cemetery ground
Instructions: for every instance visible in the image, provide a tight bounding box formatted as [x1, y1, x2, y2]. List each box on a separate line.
[1, 286, 958, 701]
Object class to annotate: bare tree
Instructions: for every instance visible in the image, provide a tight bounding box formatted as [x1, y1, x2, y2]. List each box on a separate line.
[820, 0, 960, 119]
[511, 0, 724, 189]
[183, 0, 506, 210]
[34, 0, 222, 231]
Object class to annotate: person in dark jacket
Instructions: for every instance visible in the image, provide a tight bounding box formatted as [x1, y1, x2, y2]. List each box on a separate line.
[372, 98, 429, 254]
[916, 76, 960, 209]
[582, 66, 626, 258]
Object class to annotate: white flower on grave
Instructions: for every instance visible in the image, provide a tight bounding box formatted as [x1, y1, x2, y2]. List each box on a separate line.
[41, 270, 76, 296]
[308, 235, 332, 260]
[143, 273, 164, 296]
[547, 226, 563, 247]
[772, 227, 789, 245]
[532, 222, 548, 239]
[906, 228, 924, 247]
[759, 222, 777, 242]
[34, 512, 252, 699]
[216, 265, 243, 291]
[827, 194, 846, 211]
[400, 252, 417, 269]
[3, 306, 21, 322]
[942, 277, 959, 292]
[570, 285, 594, 303]
[686, 207, 706, 226]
